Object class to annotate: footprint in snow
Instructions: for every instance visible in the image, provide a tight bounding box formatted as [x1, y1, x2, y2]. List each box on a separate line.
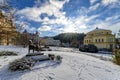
[93, 66, 101, 69]
[46, 75, 54, 80]
[45, 73, 55, 80]
[49, 73, 55, 76]
[88, 72, 94, 77]
[104, 69, 111, 72]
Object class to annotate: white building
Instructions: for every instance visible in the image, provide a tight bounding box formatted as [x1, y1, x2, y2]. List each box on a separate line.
[45, 38, 61, 46]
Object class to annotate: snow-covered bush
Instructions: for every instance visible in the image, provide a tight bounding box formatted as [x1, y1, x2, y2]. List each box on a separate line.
[0, 51, 18, 56]
[48, 54, 62, 62]
[9, 57, 35, 71]
[113, 49, 120, 65]
[48, 54, 55, 60]
[56, 55, 62, 61]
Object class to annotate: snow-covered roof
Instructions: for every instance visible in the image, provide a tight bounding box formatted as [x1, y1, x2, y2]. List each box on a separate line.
[88, 27, 111, 34]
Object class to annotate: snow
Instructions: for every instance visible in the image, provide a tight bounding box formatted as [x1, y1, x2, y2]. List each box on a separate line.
[0, 46, 120, 80]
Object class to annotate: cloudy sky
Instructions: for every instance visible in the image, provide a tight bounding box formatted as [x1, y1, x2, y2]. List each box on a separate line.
[1, 0, 120, 37]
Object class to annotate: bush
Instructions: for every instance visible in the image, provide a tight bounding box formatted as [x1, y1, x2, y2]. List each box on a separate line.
[48, 54, 55, 60]
[56, 55, 62, 61]
[48, 54, 62, 62]
[9, 57, 35, 71]
[113, 49, 120, 65]
[44, 45, 49, 48]
[0, 51, 18, 56]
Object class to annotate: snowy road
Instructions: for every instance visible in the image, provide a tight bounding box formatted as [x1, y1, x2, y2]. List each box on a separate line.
[0, 46, 120, 80]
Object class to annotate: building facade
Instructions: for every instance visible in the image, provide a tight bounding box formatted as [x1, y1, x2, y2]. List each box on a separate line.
[0, 11, 17, 45]
[84, 27, 116, 50]
[45, 38, 61, 46]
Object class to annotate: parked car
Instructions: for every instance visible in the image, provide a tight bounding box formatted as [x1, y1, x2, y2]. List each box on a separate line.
[79, 45, 88, 52]
[79, 44, 98, 53]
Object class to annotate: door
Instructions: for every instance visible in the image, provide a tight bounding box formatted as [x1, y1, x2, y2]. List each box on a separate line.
[110, 44, 113, 51]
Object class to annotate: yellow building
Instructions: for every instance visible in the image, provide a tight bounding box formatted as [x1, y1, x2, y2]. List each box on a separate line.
[84, 27, 116, 50]
[0, 11, 17, 45]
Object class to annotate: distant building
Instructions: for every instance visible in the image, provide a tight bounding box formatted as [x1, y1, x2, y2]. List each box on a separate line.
[84, 27, 116, 50]
[61, 42, 70, 47]
[45, 38, 61, 46]
[23, 30, 40, 44]
[0, 11, 17, 45]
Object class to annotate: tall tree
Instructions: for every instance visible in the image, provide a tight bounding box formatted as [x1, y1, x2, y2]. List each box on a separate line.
[0, 0, 21, 45]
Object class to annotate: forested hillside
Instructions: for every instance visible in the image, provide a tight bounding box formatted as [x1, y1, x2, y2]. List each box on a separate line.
[53, 33, 85, 47]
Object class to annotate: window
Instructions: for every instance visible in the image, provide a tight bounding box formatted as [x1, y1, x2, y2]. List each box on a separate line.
[102, 39, 104, 42]
[99, 39, 100, 42]
[95, 39, 97, 42]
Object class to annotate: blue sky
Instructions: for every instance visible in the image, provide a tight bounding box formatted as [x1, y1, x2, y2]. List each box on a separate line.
[1, 0, 120, 37]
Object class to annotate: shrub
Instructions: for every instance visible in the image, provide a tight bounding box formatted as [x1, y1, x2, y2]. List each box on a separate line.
[48, 54, 55, 60]
[44, 45, 49, 48]
[9, 57, 35, 71]
[0, 51, 18, 56]
[113, 49, 120, 65]
[56, 55, 62, 61]
[48, 54, 62, 61]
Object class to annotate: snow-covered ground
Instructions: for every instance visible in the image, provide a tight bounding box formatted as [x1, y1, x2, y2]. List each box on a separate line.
[51, 47, 113, 61]
[0, 46, 120, 80]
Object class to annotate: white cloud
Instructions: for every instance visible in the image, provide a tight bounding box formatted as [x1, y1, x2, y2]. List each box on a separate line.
[89, 3, 100, 11]
[17, 0, 99, 33]
[38, 25, 51, 31]
[29, 27, 36, 32]
[17, 0, 70, 34]
[102, 0, 118, 5]
[88, 15, 120, 35]
[17, 0, 68, 22]
[42, 14, 99, 33]
[16, 0, 119, 35]
[105, 15, 120, 21]
[63, 25, 77, 33]
[90, 0, 98, 5]
[0, 0, 4, 3]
